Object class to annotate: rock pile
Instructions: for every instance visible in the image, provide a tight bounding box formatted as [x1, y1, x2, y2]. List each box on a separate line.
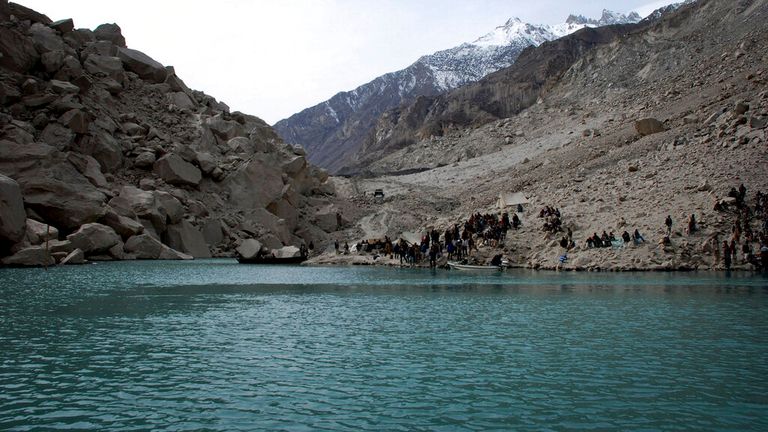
[0, 1, 340, 266]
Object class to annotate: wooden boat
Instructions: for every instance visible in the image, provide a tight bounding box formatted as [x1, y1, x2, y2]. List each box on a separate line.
[236, 255, 307, 265]
[447, 261, 502, 272]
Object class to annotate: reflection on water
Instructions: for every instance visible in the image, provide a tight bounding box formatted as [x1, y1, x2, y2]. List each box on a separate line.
[1, 260, 767, 430]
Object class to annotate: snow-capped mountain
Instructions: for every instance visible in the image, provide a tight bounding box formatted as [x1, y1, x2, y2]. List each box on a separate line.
[274, 10, 642, 173]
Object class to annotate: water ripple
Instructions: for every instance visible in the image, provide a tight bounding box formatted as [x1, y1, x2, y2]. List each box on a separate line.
[1, 261, 767, 430]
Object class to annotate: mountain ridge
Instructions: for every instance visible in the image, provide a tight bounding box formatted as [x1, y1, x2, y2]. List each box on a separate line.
[274, 10, 642, 173]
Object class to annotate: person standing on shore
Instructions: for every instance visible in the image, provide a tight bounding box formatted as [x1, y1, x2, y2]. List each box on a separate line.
[665, 215, 673, 235]
[334, 240, 339, 254]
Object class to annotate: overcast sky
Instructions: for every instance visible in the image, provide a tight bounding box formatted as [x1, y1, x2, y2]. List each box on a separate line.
[23, 0, 675, 124]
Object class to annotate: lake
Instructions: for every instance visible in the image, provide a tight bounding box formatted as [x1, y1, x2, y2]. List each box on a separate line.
[1, 259, 767, 431]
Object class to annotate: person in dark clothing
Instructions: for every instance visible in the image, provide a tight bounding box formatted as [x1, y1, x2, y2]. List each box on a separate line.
[632, 229, 645, 244]
[622, 231, 631, 243]
[687, 214, 697, 234]
[665, 215, 673, 235]
[491, 254, 503, 266]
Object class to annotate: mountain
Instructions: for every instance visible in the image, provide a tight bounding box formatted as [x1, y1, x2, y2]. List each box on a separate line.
[274, 10, 642, 174]
[345, 4, 694, 175]
[0, 0, 343, 266]
[318, 0, 767, 271]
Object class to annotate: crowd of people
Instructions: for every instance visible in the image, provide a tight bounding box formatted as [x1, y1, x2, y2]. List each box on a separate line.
[713, 184, 768, 270]
[326, 182, 768, 272]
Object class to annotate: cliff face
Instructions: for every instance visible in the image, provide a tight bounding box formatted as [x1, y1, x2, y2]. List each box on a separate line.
[274, 12, 642, 174]
[0, 0, 342, 265]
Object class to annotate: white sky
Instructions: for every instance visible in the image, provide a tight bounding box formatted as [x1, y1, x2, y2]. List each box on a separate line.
[21, 0, 676, 124]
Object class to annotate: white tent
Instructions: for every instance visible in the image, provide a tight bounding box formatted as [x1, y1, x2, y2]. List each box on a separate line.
[497, 191, 529, 209]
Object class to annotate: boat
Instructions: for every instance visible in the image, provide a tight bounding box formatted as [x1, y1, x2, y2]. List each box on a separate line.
[447, 261, 502, 272]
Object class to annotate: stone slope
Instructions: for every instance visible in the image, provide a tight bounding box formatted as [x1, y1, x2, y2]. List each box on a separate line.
[313, 0, 768, 271]
[0, 0, 343, 266]
[274, 11, 641, 174]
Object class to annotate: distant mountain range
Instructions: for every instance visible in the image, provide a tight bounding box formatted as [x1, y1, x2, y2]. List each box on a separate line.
[274, 10, 643, 173]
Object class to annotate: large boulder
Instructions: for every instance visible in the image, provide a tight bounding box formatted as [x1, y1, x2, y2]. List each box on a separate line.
[93, 23, 126, 47]
[124, 234, 192, 260]
[236, 239, 263, 259]
[1, 246, 54, 267]
[202, 220, 224, 246]
[273, 245, 301, 259]
[21, 164, 107, 230]
[634, 118, 665, 136]
[83, 55, 125, 83]
[59, 249, 86, 265]
[28, 23, 66, 54]
[73, 129, 122, 172]
[154, 191, 184, 224]
[167, 91, 196, 110]
[166, 220, 211, 258]
[66, 223, 120, 255]
[0, 174, 27, 249]
[154, 154, 201, 186]
[59, 248, 86, 265]
[117, 47, 168, 83]
[40, 122, 75, 150]
[24, 218, 58, 245]
[225, 156, 284, 208]
[282, 156, 307, 176]
[108, 186, 166, 234]
[66, 152, 108, 188]
[51, 18, 75, 34]
[205, 115, 244, 141]
[58, 108, 89, 133]
[0, 27, 39, 72]
[101, 207, 144, 239]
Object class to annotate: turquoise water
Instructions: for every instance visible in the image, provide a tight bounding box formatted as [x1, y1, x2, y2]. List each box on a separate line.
[1, 260, 767, 431]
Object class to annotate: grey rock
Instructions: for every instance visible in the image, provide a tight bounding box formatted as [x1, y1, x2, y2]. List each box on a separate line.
[41, 50, 66, 73]
[50, 79, 80, 95]
[48, 239, 75, 254]
[154, 191, 184, 224]
[60, 248, 86, 265]
[66, 152, 108, 188]
[29, 22, 65, 54]
[66, 222, 120, 255]
[154, 154, 202, 186]
[205, 115, 244, 140]
[236, 239, 263, 259]
[167, 91, 196, 110]
[58, 108, 89, 133]
[202, 220, 224, 246]
[101, 207, 144, 239]
[0, 27, 39, 73]
[166, 220, 211, 258]
[0, 174, 27, 248]
[226, 137, 253, 154]
[634, 118, 665, 136]
[51, 18, 75, 34]
[273, 245, 301, 258]
[84, 55, 125, 83]
[1, 246, 54, 267]
[25, 218, 58, 245]
[93, 23, 126, 47]
[75, 130, 122, 171]
[124, 233, 193, 260]
[117, 47, 168, 83]
[195, 152, 217, 174]
[134, 151, 156, 169]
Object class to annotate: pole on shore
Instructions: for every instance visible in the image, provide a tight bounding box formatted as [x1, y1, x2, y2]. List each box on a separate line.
[44, 224, 50, 271]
